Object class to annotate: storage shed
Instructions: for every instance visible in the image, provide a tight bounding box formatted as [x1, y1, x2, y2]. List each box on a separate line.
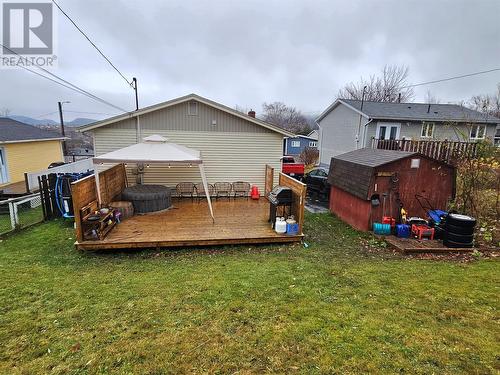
[327, 149, 456, 231]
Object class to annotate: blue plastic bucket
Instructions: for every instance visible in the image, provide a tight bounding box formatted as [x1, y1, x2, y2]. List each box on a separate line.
[286, 223, 299, 235]
[396, 224, 410, 238]
[373, 222, 391, 235]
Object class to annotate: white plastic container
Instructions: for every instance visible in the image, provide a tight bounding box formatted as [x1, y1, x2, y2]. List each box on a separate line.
[275, 217, 287, 234]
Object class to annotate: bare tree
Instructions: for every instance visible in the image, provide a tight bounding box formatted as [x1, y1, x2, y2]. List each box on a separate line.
[425, 90, 441, 104]
[262, 102, 311, 135]
[338, 65, 414, 103]
[468, 83, 500, 118]
[299, 147, 319, 166]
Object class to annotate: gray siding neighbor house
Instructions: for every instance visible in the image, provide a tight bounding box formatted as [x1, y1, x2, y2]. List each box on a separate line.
[316, 99, 500, 166]
[79, 94, 294, 192]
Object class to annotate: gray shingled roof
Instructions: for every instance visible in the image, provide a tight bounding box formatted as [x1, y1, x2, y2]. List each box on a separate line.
[342, 99, 500, 124]
[327, 149, 418, 200]
[332, 148, 417, 167]
[0, 117, 64, 142]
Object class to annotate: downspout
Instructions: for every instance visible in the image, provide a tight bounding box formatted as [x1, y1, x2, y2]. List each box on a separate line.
[361, 118, 374, 149]
[135, 114, 144, 183]
[356, 86, 368, 149]
[316, 122, 323, 165]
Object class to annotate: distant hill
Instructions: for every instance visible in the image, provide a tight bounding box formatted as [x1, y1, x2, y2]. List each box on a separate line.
[9, 115, 97, 127]
[9, 115, 58, 126]
[65, 117, 97, 127]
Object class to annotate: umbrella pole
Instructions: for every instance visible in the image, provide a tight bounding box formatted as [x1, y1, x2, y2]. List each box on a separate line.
[199, 164, 214, 223]
[94, 161, 102, 207]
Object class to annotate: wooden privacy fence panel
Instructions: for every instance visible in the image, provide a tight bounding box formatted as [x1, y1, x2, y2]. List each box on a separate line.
[71, 164, 127, 243]
[371, 138, 478, 164]
[278, 172, 307, 235]
[98, 164, 127, 205]
[265, 164, 274, 195]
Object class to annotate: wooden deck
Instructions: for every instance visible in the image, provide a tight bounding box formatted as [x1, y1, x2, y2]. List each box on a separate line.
[0, 181, 29, 196]
[384, 236, 475, 254]
[76, 198, 303, 251]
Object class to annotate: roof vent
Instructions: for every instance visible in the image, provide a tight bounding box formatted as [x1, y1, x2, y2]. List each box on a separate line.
[407, 106, 411, 109]
[434, 111, 438, 114]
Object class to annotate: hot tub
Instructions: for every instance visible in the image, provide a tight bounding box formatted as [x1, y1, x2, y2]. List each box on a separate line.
[122, 185, 172, 214]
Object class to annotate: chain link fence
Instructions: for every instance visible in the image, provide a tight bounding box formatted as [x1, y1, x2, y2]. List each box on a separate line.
[0, 194, 44, 236]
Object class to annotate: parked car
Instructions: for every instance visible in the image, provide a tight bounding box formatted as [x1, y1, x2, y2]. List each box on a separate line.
[281, 156, 305, 180]
[303, 167, 330, 196]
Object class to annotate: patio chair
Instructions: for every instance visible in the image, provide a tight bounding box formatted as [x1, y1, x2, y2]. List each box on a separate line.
[232, 181, 251, 199]
[195, 183, 214, 202]
[176, 182, 195, 200]
[214, 182, 232, 199]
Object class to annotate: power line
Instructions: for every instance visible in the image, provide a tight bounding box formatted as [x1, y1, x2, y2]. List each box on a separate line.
[401, 68, 500, 89]
[51, 0, 134, 89]
[1, 43, 130, 113]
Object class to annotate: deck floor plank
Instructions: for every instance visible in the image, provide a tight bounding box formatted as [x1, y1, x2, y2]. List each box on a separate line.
[76, 199, 302, 250]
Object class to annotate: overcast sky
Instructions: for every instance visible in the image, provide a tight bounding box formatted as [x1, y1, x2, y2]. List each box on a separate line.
[2, 0, 500, 121]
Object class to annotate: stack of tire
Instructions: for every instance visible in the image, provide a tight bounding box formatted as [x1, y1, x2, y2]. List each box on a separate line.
[443, 213, 476, 248]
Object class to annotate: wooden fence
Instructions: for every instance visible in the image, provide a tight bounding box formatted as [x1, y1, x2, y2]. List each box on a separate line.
[71, 164, 127, 243]
[265, 164, 274, 195]
[371, 138, 478, 164]
[278, 173, 307, 235]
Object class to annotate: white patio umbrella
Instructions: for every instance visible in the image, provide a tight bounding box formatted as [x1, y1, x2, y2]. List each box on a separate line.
[92, 135, 214, 222]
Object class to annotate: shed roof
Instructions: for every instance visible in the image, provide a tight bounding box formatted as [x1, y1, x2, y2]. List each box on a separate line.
[317, 99, 500, 124]
[0, 117, 65, 143]
[328, 149, 420, 200]
[333, 148, 417, 167]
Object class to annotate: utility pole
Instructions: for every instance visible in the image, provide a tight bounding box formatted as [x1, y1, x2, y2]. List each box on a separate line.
[132, 77, 139, 111]
[58, 101, 69, 157]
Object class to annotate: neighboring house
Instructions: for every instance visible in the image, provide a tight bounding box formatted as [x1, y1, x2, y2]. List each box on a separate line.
[283, 134, 318, 156]
[0, 117, 65, 187]
[307, 129, 319, 140]
[79, 94, 294, 192]
[316, 99, 500, 165]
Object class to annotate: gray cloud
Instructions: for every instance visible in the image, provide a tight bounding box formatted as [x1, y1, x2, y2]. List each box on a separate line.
[1, 0, 499, 121]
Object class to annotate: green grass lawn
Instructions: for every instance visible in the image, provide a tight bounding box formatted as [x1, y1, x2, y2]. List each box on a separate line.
[0, 214, 498, 374]
[0, 206, 43, 235]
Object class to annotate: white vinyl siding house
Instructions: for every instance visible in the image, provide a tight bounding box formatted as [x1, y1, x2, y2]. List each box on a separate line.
[82, 94, 293, 193]
[317, 101, 370, 165]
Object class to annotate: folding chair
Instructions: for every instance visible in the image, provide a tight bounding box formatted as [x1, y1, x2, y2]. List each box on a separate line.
[176, 182, 195, 200]
[232, 181, 251, 199]
[214, 182, 232, 199]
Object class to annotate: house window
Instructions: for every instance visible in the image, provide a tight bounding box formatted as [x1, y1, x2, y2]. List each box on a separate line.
[376, 123, 400, 140]
[0, 148, 8, 184]
[291, 140, 300, 147]
[421, 122, 434, 138]
[470, 124, 486, 140]
[308, 141, 317, 147]
[188, 101, 198, 115]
